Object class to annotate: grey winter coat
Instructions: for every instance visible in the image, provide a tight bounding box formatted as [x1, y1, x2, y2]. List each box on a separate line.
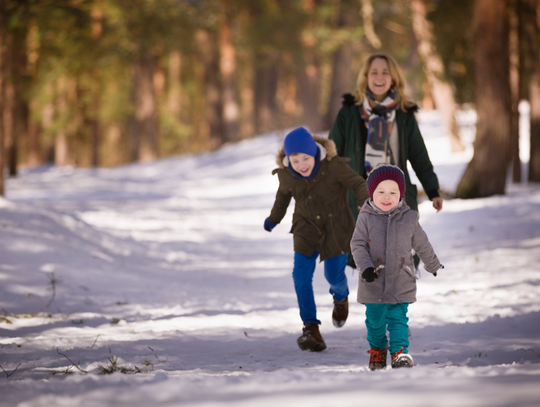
[351, 200, 441, 304]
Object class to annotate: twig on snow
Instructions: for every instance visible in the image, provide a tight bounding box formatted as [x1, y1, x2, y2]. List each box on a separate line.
[56, 349, 88, 374]
[0, 363, 21, 378]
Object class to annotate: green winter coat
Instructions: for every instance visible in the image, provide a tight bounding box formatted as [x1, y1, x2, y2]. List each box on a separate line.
[268, 136, 369, 261]
[328, 94, 440, 220]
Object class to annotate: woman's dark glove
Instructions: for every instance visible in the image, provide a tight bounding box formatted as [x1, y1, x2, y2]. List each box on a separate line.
[264, 217, 277, 232]
[362, 267, 378, 282]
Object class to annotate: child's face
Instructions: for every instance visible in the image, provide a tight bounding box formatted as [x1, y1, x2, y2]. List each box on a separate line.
[367, 58, 392, 102]
[372, 180, 400, 212]
[289, 153, 316, 177]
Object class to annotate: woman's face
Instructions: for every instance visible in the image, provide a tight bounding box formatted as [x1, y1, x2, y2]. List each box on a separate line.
[367, 58, 393, 102]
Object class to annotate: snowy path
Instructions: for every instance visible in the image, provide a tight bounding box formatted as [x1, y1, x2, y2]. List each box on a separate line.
[1, 115, 540, 406]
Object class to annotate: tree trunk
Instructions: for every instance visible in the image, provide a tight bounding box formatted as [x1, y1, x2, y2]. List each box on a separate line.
[131, 54, 159, 162]
[509, 0, 521, 183]
[456, 0, 512, 198]
[219, 21, 239, 142]
[27, 98, 41, 167]
[167, 51, 181, 119]
[326, 0, 354, 130]
[523, 0, 540, 182]
[196, 29, 223, 149]
[411, 0, 465, 153]
[55, 76, 68, 166]
[0, 2, 5, 196]
[253, 51, 279, 135]
[296, 49, 323, 132]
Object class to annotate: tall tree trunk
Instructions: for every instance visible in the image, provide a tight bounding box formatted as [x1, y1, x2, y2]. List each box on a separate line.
[509, 0, 521, 183]
[55, 76, 68, 166]
[131, 54, 159, 162]
[0, 2, 5, 196]
[167, 50, 181, 119]
[411, 0, 464, 153]
[456, 0, 512, 198]
[296, 48, 323, 132]
[196, 29, 223, 148]
[253, 51, 279, 135]
[523, 0, 540, 182]
[361, 0, 382, 49]
[219, 20, 239, 142]
[326, 0, 354, 130]
[27, 98, 41, 167]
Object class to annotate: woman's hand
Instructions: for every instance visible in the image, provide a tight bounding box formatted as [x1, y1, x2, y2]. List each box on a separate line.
[432, 197, 443, 212]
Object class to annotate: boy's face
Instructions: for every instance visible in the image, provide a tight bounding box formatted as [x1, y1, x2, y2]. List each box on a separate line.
[289, 153, 316, 177]
[372, 179, 400, 212]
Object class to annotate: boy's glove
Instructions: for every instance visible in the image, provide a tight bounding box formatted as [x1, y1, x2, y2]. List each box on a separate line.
[264, 217, 277, 232]
[362, 267, 378, 282]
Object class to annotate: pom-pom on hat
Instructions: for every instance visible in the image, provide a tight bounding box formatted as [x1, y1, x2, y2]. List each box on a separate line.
[367, 164, 406, 200]
[283, 127, 318, 157]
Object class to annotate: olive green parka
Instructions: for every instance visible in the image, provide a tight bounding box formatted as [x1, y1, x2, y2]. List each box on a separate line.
[268, 136, 369, 261]
[329, 94, 440, 220]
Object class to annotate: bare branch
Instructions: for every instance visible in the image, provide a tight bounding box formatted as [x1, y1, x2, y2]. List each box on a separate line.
[0, 363, 21, 378]
[56, 349, 88, 374]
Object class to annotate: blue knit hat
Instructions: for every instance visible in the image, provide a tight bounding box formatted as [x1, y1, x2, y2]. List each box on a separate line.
[366, 164, 406, 200]
[283, 127, 318, 157]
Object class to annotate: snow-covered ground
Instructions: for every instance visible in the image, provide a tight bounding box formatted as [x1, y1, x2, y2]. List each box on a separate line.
[1, 109, 539, 407]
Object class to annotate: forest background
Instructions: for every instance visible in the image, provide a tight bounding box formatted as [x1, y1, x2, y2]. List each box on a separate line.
[0, 0, 539, 199]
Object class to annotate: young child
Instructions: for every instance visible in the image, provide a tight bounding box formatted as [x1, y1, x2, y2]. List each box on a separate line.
[265, 127, 369, 352]
[350, 164, 443, 369]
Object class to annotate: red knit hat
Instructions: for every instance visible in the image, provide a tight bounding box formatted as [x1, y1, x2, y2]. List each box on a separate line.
[366, 164, 406, 200]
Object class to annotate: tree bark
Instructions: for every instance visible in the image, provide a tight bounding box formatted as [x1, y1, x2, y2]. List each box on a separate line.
[253, 51, 279, 135]
[296, 45, 323, 132]
[0, 2, 5, 196]
[411, 0, 464, 153]
[131, 53, 159, 162]
[219, 20, 239, 142]
[55, 76, 69, 166]
[196, 29, 223, 148]
[326, 0, 354, 130]
[523, 0, 540, 182]
[456, 0, 512, 198]
[509, 0, 521, 183]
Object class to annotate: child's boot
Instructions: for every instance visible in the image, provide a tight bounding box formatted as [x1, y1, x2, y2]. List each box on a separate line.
[367, 345, 388, 370]
[297, 323, 326, 352]
[332, 297, 349, 328]
[391, 347, 414, 368]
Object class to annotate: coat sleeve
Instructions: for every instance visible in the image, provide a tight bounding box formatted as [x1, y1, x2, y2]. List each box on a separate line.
[268, 171, 292, 225]
[335, 159, 370, 208]
[405, 113, 440, 199]
[411, 215, 441, 274]
[350, 213, 374, 273]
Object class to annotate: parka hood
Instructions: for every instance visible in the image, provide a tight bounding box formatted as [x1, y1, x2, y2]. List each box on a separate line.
[275, 135, 338, 169]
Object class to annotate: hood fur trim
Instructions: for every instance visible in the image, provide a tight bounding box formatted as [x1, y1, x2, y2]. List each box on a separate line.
[276, 135, 337, 169]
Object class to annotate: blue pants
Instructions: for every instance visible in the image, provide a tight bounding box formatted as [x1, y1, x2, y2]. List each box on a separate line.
[292, 251, 349, 325]
[365, 303, 409, 354]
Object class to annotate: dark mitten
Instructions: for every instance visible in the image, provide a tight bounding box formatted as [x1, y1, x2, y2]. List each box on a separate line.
[362, 267, 378, 282]
[264, 217, 277, 232]
[433, 264, 444, 277]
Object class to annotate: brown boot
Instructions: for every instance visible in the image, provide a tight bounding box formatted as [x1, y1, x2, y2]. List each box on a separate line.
[391, 347, 414, 368]
[297, 323, 326, 352]
[332, 297, 349, 328]
[367, 346, 388, 370]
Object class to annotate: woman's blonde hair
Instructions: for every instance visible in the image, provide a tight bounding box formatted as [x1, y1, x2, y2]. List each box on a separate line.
[353, 53, 415, 111]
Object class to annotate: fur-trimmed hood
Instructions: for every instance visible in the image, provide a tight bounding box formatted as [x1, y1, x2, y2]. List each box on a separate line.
[275, 136, 338, 169]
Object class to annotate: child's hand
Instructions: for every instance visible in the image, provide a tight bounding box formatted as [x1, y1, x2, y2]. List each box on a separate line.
[362, 267, 378, 282]
[264, 217, 277, 232]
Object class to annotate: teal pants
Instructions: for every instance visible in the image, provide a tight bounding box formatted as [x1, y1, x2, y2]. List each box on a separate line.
[365, 303, 409, 354]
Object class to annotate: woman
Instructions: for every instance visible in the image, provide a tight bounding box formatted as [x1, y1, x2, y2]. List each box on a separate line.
[329, 53, 443, 267]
